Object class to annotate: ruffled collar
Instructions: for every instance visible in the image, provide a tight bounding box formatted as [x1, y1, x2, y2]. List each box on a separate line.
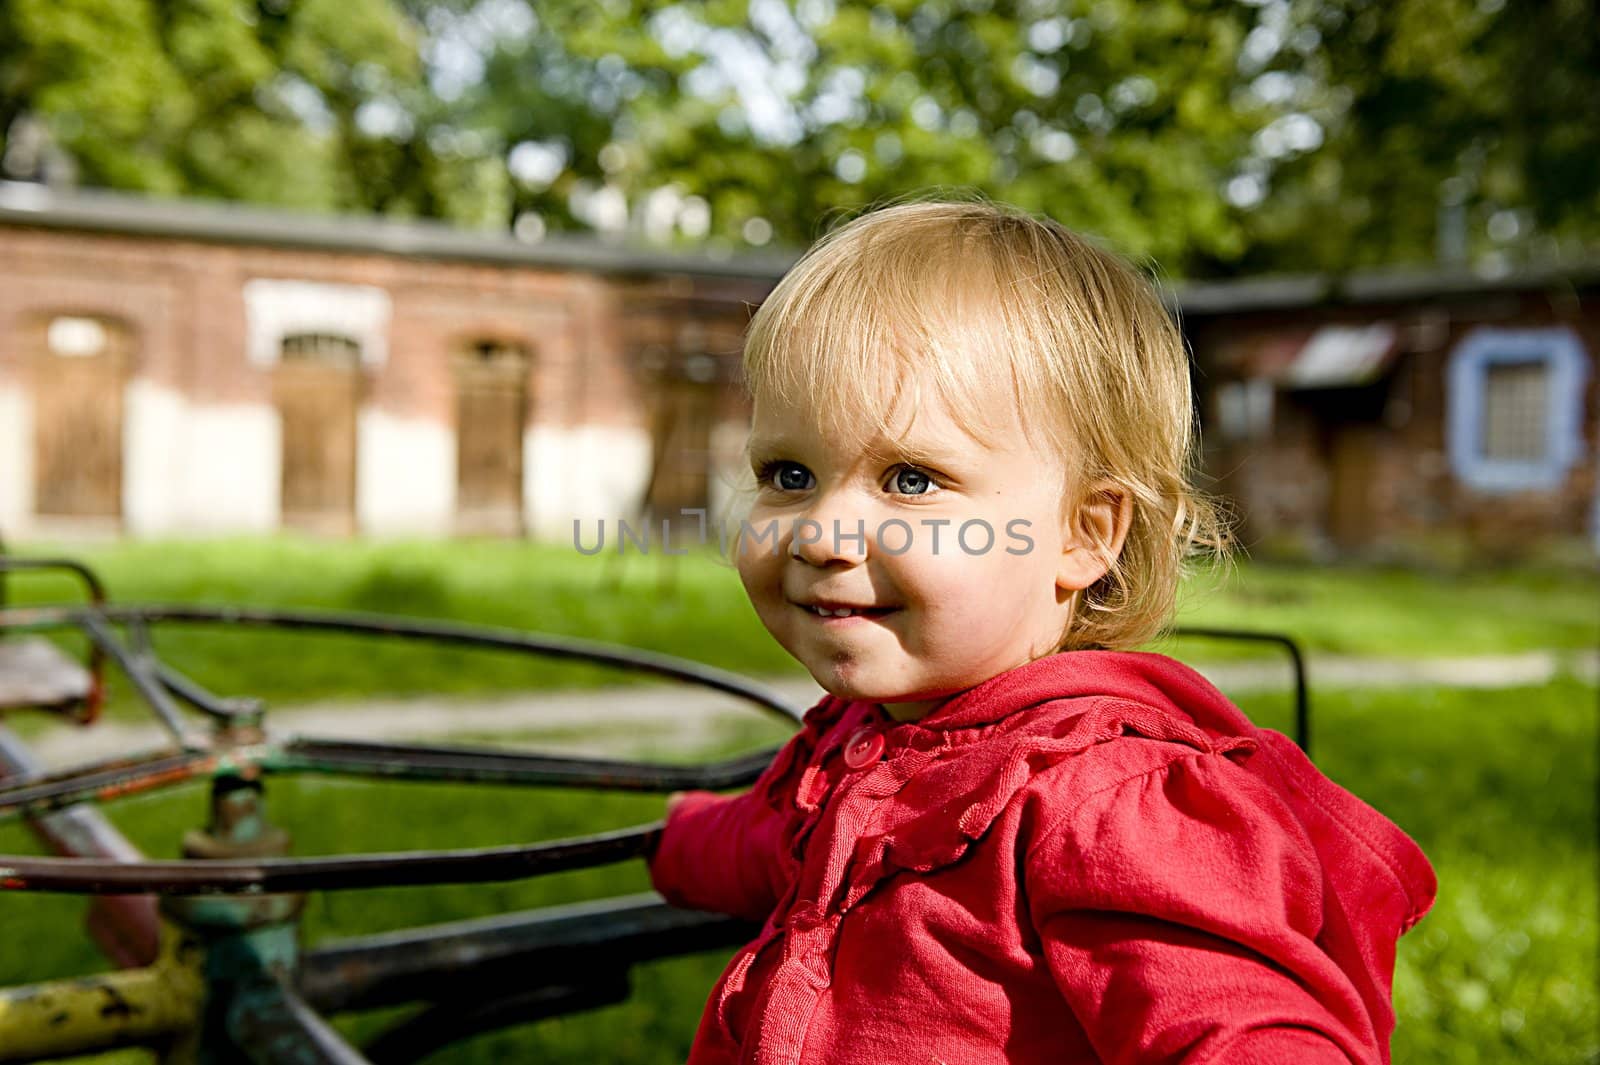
[833, 650, 1249, 736]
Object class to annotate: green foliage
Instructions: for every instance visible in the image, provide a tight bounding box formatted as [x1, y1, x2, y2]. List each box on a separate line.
[1, 1, 1592, 271]
[376, 0, 1599, 271]
[492, 0, 1266, 268]
[1235, 0, 1600, 272]
[0, 0, 476, 216]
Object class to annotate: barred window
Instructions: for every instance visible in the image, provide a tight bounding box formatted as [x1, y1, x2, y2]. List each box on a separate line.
[281, 333, 361, 364]
[1447, 328, 1589, 494]
[1480, 361, 1549, 462]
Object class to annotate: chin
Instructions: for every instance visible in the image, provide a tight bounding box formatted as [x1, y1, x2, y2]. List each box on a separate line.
[808, 672, 925, 707]
[806, 669, 890, 705]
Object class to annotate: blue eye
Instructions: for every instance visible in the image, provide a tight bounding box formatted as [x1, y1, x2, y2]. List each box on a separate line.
[761, 461, 814, 491]
[889, 466, 938, 496]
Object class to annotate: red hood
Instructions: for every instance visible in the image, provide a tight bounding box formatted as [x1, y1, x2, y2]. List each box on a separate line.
[916, 647, 1300, 734]
[909, 650, 1438, 1056]
[916, 649, 1437, 924]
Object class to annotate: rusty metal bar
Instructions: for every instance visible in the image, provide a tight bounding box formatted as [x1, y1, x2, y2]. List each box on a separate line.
[299, 893, 759, 1014]
[0, 726, 774, 823]
[0, 555, 108, 722]
[0, 822, 661, 895]
[76, 611, 197, 746]
[154, 658, 263, 721]
[271, 736, 779, 792]
[1172, 626, 1312, 755]
[228, 972, 370, 1065]
[0, 725, 162, 966]
[0, 603, 806, 724]
[0, 556, 107, 604]
[363, 979, 631, 1065]
[0, 747, 222, 820]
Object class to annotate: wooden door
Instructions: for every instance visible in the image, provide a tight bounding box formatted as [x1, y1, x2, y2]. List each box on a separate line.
[31, 317, 128, 519]
[454, 341, 527, 536]
[275, 334, 360, 534]
[644, 378, 716, 522]
[1327, 424, 1379, 550]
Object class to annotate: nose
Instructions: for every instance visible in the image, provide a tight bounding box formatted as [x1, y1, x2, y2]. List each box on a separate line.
[787, 495, 870, 567]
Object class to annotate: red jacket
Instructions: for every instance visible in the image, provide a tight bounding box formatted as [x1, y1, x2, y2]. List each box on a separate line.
[649, 651, 1436, 1064]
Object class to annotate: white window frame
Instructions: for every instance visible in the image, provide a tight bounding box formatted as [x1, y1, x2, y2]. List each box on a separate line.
[1447, 326, 1588, 493]
[243, 280, 390, 368]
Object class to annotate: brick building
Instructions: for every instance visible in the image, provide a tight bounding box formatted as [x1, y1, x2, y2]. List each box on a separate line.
[1183, 266, 1600, 558]
[0, 182, 782, 541]
[1, 182, 1595, 557]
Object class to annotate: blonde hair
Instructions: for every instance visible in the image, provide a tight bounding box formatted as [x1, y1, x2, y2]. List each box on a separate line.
[731, 193, 1231, 650]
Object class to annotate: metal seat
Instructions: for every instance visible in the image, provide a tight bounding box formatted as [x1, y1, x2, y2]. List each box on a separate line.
[0, 637, 93, 711]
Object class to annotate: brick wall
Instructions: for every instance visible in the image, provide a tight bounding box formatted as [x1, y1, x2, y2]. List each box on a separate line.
[0, 222, 777, 537]
[1189, 289, 1600, 557]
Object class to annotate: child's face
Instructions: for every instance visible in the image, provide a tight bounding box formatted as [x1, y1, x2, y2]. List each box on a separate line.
[737, 380, 1122, 722]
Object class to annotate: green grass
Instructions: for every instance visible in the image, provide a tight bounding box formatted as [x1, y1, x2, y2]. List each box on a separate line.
[0, 539, 1593, 723]
[1167, 557, 1600, 658]
[3, 538, 798, 717]
[0, 539, 1595, 1060]
[0, 680, 1594, 1063]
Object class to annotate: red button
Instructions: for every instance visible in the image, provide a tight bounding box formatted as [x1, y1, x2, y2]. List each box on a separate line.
[843, 728, 885, 769]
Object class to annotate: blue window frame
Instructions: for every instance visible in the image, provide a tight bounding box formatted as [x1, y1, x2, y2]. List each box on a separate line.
[1447, 327, 1590, 493]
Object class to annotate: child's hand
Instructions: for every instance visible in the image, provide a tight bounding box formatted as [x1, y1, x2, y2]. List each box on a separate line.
[644, 791, 692, 863]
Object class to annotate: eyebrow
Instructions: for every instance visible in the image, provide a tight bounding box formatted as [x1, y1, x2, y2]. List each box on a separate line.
[747, 434, 971, 471]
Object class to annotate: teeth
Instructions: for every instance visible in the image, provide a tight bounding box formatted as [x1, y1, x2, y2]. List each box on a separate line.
[813, 606, 855, 617]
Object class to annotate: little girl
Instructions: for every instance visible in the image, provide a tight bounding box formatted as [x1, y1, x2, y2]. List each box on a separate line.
[647, 198, 1435, 1064]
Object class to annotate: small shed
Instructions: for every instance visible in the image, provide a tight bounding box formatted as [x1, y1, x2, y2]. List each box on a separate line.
[1181, 263, 1600, 559]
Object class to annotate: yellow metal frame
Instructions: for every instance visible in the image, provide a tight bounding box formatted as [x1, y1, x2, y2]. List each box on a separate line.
[0, 923, 203, 1063]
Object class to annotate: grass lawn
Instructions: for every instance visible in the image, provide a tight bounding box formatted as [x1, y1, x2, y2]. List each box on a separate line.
[0, 680, 1593, 1064]
[0, 539, 1595, 1061]
[0, 538, 1593, 720]
[1281, 680, 1598, 1064]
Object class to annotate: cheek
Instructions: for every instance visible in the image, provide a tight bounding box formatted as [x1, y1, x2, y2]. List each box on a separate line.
[735, 540, 783, 605]
[902, 543, 1055, 619]
[735, 552, 766, 599]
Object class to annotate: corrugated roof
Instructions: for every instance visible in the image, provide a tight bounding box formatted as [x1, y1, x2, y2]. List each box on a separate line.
[4, 181, 1598, 308]
[0, 181, 800, 282]
[1174, 260, 1600, 315]
[1211, 322, 1404, 387]
[1280, 324, 1399, 388]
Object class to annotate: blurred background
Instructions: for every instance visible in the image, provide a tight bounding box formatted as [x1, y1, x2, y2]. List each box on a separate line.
[0, 1, 1595, 1063]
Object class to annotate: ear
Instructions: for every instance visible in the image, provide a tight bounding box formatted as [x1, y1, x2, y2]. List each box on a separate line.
[1056, 481, 1133, 592]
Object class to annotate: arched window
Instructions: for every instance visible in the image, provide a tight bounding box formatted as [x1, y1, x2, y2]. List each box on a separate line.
[280, 333, 362, 364]
[242, 279, 390, 367]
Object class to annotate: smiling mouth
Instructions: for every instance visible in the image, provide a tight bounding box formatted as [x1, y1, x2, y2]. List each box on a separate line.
[796, 603, 899, 620]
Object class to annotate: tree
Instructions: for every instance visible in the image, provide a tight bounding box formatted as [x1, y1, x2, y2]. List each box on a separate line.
[3, 1, 1593, 276]
[0, 0, 499, 219]
[461, 0, 1598, 273]
[465, 0, 1273, 273]
[1235, 0, 1600, 273]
